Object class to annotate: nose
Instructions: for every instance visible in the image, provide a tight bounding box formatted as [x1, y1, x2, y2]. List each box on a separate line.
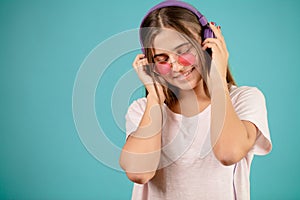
[169, 55, 184, 72]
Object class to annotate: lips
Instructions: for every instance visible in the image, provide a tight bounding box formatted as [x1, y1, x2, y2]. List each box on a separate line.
[175, 67, 195, 80]
[183, 68, 193, 76]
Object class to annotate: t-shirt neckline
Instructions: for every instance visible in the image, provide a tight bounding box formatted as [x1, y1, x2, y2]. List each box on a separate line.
[163, 103, 211, 119]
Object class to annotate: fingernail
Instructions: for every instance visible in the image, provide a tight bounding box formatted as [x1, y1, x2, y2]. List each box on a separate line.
[218, 25, 221, 29]
[210, 22, 215, 26]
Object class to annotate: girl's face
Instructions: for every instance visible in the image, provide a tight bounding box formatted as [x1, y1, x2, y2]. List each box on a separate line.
[152, 28, 202, 91]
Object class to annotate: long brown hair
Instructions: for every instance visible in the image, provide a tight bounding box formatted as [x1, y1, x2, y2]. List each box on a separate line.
[140, 6, 236, 108]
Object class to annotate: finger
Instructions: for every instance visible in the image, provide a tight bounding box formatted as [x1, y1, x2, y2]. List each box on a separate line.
[137, 54, 145, 59]
[135, 60, 148, 71]
[203, 37, 227, 55]
[133, 55, 146, 68]
[204, 35, 225, 50]
[209, 22, 227, 51]
[202, 42, 221, 55]
[205, 23, 229, 48]
[202, 38, 222, 47]
[209, 22, 225, 43]
[133, 54, 145, 64]
[202, 39, 223, 53]
[141, 58, 149, 66]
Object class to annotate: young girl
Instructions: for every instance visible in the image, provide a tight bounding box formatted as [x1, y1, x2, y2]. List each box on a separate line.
[119, 1, 272, 199]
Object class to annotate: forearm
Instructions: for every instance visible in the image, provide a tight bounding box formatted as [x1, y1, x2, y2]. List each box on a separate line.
[209, 75, 256, 165]
[119, 94, 162, 181]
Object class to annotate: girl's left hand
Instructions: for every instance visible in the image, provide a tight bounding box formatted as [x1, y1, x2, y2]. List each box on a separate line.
[202, 22, 229, 80]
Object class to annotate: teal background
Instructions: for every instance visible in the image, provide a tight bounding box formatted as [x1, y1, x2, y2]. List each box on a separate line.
[0, 0, 299, 199]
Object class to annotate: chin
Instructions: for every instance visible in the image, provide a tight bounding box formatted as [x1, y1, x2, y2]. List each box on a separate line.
[177, 83, 198, 90]
[170, 79, 201, 91]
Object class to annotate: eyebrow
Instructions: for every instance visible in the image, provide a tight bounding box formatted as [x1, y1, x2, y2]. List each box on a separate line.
[173, 42, 190, 51]
[153, 42, 190, 58]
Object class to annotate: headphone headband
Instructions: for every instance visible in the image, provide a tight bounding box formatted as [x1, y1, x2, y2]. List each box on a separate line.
[139, 0, 214, 53]
[140, 0, 209, 28]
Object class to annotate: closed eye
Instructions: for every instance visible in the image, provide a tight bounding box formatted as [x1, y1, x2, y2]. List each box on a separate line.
[177, 45, 192, 55]
[154, 54, 169, 62]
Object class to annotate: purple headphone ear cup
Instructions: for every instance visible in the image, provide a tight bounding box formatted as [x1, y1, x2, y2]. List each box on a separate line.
[203, 28, 215, 40]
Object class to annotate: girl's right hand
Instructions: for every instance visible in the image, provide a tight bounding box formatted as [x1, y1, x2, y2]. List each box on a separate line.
[132, 54, 165, 103]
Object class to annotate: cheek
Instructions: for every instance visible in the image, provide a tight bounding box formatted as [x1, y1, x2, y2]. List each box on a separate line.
[155, 63, 171, 75]
[159, 75, 174, 85]
[154, 75, 170, 88]
[194, 56, 203, 74]
[161, 75, 171, 82]
[178, 53, 196, 66]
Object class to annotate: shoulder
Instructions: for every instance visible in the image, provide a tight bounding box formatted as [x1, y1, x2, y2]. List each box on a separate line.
[126, 97, 147, 116]
[229, 85, 266, 104]
[229, 85, 265, 97]
[125, 97, 147, 136]
[229, 86, 272, 155]
[229, 85, 268, 120]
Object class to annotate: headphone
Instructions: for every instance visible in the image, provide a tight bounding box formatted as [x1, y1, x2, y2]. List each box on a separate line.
[139, 0, 215, 53]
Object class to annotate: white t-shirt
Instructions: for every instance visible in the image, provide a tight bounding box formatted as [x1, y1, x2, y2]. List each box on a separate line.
[125, 86, 272, 200]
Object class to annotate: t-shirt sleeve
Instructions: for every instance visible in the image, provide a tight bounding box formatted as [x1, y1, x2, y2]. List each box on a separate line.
[125, 98, 147, 140]
[233, 87, 272, 155]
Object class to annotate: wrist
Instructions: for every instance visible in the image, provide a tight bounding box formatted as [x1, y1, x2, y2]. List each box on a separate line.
[145, 84, 157, 93]
[147, 93, 165, 105]
[207, 76, 228, 95]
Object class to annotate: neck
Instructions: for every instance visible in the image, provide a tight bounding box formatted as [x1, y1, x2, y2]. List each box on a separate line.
[178, 79, 209, 102]
[172, 80, 210, 116]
